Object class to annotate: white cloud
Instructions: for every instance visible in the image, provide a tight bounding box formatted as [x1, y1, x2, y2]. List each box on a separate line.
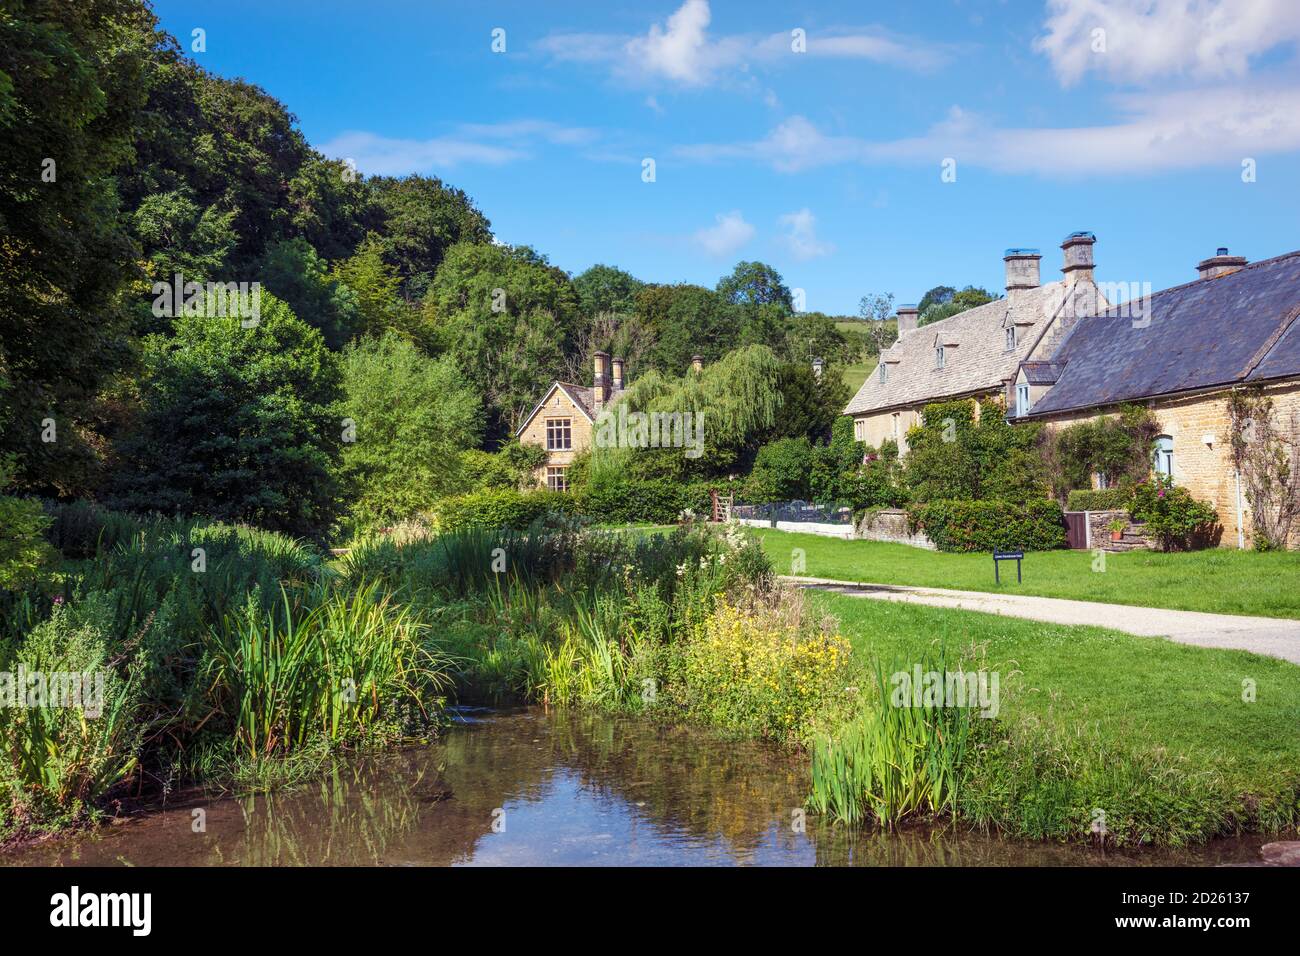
[692, 211, 755, 257]
[319, 121, 600, 176]
[678, 84, 1300, 176]
[777, 208, 835, 261]
[537, 0, 946, 89]
[1035, 0, 1300, 86]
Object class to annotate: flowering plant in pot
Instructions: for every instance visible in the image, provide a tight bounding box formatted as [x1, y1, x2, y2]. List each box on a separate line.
[1107, 518, 1127, 541]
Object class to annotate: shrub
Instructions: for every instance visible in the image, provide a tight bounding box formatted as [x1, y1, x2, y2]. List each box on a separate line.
[904, 398, 1048, 504]
[339, 333, 483, 529]
[1065, 487, 1133, 512]
[0, 596, 143, 832]
[907, 499, 1067, 552]
[1043, 405, 1162, 500]
[576, 477, 712, 524]
[434, 488, 575, 532]
[672, 599, 850, 745]
[745, 437, 814, 502]
[0, 495, 57, 591]
[1130, 476, 1220, 551]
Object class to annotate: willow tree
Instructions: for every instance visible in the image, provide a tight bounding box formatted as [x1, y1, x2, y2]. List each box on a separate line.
[591, 344, 785, 480]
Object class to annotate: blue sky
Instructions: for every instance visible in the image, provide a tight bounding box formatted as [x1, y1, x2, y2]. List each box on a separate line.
[153, 0, 1300, 315]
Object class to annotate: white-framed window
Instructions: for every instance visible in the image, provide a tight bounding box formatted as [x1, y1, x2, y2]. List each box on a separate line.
[891, 412, 900, 440]
[1154, 435, 1174, 478]
[1015, 383, 1030, 417]
[546, 466, 569, 492]
[879, 362, 887, 383]
[1005, 325, 1016, 350]
[545, 418, 572, 451]
[935, 345, 945, 369]
[854, 419, 864, 440]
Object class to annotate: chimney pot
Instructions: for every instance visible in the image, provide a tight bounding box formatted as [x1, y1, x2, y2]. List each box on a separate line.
[611, 357, 624, 392]
[1004, 248, 1042, 293]
[1197, 248, 1247, 280]
[895, 304, 919, 338]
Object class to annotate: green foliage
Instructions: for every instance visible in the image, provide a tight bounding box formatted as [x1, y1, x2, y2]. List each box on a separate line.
[109, 290, 345, 539]
[573, 264, 644, 317]
[1065, 487, 1133, 512]
[905, 399, 1048, 504]
[576, 477, 713, 524]
[203, 582, 451, 758]
[434, 488, 576, 533]
[0, 595, 143, 832]
[0, 459, 57, 590]
[258, 237, 358, 348]
[331, 235, 406, 341]
[339, 333, 482, 529]
[0, 0, 155, 494]
[716, 260, 793, 310]
[426, 241, 581, 438]
[907, 499, 1067, 552]
[458, 443, 546, 492]
[1227, 387, 1300, 551]
[918, 286, 997, 326]
[745, 438, 814, 502]
[1130, 475, 1220, 551]
[369, 174, 492, 299]
[675, 600, 850, 745]
[1045, 405, 1162, 499]
[808, 651, 973, 828]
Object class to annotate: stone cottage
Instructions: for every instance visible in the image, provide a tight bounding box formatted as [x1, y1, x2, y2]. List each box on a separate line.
[1014, 247, 1300, 548]
[844, 232, 1108, 452]
[514, 351, 629, 490]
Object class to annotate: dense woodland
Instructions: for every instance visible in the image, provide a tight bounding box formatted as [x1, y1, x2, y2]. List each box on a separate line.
[0, 1, 916, 542]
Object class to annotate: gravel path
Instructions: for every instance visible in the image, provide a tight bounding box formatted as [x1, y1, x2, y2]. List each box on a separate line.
[785, 575, 1300, 665]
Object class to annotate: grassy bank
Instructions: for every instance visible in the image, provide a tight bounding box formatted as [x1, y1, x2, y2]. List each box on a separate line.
[811, 589, 1300, 844]
[758, 528, 1300, 618]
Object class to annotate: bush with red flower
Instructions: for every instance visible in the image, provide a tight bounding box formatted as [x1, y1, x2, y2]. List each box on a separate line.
[1130, 475, 1220, 551]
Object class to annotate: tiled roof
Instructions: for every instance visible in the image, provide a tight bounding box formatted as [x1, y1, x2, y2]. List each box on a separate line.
[555, 382, 596, 420]
[844, 280, 1094, 415]
[1028, 250, 1300, 417]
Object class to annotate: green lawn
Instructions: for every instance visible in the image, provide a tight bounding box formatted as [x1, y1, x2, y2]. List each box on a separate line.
[759, 529, 1300, 619]
[813, 589, 1300, 841]
[835, 319, 884, 395]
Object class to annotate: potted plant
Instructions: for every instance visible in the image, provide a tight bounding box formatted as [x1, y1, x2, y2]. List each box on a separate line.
[1108, 518, 1127, 542]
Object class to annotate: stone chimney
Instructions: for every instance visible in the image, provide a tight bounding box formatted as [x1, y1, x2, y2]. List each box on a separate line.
[611, 356, 624, 392]
[691, 354, 704, 373]
[895, 304, 919, 338]
[1004, 248, 1042, 298]
[811, 356, 824, 381]
[1197, 247, 1248, 280]
[1061, 231, 1096, 284]
[593, 350, 610, 412]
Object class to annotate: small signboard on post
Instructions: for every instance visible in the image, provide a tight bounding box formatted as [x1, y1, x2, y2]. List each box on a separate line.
[993, 550, 1023, 583]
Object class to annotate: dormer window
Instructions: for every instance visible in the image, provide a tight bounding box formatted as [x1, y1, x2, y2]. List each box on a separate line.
[879, 363, 887, 383]
[935, 345, 945, 369]
[1005, 325, 1016, 350]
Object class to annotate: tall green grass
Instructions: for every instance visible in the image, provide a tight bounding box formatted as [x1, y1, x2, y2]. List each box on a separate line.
[202, 582, 451, 758]
[807, 653, 973, 828]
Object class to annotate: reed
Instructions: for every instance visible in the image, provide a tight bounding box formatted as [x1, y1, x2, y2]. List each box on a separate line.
[807, 653, 973, 828]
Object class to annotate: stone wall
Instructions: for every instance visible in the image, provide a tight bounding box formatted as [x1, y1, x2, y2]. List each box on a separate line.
[1080, 509, 1151, 552]
[854, 508, 936, 550]
[517, 386, 593, 486]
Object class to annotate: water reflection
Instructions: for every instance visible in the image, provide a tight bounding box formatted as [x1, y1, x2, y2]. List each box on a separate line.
[6, 709, 1271, 867]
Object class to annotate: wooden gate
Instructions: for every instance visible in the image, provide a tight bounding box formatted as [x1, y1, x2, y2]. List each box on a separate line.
[1064, 511, 1089, 550]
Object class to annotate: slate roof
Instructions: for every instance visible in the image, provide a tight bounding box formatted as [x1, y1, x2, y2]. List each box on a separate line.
[1020, 361, 1066, 385]
[1027, 250, 1300, 417]
[555, 382, 596, 420]
[844, 280, 1098, 415]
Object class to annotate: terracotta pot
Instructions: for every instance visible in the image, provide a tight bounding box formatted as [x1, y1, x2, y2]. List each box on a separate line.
[1110, 530, 1123, 541]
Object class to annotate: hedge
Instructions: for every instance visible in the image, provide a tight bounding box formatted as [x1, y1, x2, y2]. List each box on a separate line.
[434, 481, 718, 531]
[907, 499, 1067, 552]
[1065, 487, 1132, 512]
